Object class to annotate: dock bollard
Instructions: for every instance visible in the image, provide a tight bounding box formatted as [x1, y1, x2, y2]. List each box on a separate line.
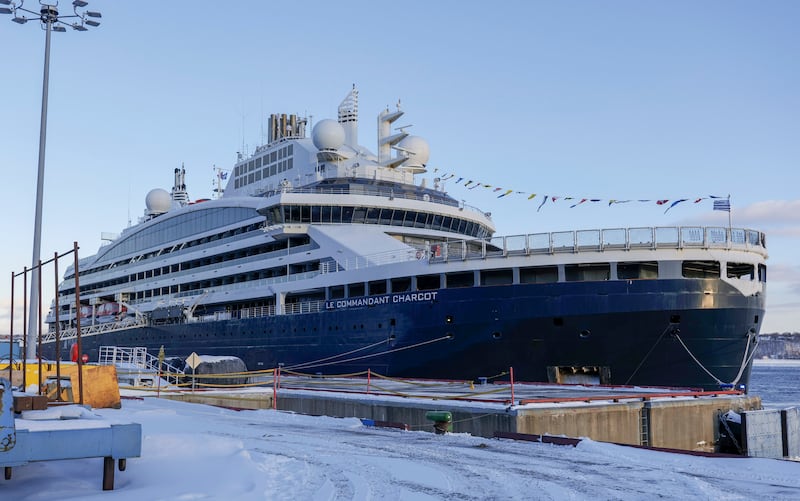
[425, 410, 452, 434]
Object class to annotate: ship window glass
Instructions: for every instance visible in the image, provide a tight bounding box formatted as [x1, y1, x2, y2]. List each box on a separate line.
[415, 212, 428, 228]
[300, 205, 311, 223]
[366, 207, 380, 224]
[287, 157, 293, 170]
[255, 170, 262, 181]
[520, 266, 558, 284]
[758, 264, 767, 282]
[391, 277, 411, 293]
[368, 280, 387, 295]
[481, 269, 513, 286]
[321, 206, 332, 223]
[403, 211, 415, 227]
[311, 205, 321, 223]
[288, 144, 293, 155]
[352, 207, 367, 223]
[248, 173, 255, 184]
[379, 208, 393, 225]
[441, 217, 453, 231]
[348, 283, 365, 297]
[270, 152, 277, 162]
[432, 214, 443, 229]
[270, 165, 277, 177]
[682, 261, 720, 278]
[248, 160, 254, 172]
[727, 262, 755, 280]
[342, 206, 354, 223]
[261, 168, 269, 178]
[417, 274, 440, 290]
[329, 285, 345, 299]
[256, 157, 262, 168]
[618, 262, 658, 280]
[446, 271, 474, 288]
[565, 264, 610, 282]
[392, 210, 406, 226]
[331, 206, 342, 223]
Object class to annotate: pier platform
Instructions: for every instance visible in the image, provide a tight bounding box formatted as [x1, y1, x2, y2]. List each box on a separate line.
[159, 375, 763, 454]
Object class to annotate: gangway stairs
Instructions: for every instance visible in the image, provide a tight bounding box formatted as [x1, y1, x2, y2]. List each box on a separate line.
[99, 346, 184, 388]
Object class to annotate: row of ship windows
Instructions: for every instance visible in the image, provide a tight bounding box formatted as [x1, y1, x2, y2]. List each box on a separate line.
[68, 259, 765, 306]
[234, 157, 294, 189]
[63, 236, 312, 297]
[235, 144, 294, 177]
[94, 207, 261, 267]
[266, 204, 491, 239]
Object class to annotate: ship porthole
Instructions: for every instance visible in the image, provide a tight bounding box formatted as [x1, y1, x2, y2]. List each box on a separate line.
[579, 329, 591, 339]
[491, 331, 502, 340]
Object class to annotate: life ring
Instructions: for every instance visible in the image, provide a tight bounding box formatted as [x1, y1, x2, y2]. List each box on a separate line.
[416, 250, 423, 259]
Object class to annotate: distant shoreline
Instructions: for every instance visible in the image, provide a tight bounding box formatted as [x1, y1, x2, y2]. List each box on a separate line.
[753, 358, 800, 366]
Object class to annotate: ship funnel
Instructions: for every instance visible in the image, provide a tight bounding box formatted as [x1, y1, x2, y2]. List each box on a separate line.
[268, 113, 305, 143]
[338, 86, 358, 147]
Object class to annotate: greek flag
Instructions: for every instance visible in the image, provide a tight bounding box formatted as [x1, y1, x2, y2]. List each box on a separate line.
[713, 199, 731, 212]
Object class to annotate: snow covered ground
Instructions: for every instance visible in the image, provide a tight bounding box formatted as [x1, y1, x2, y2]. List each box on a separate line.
[2, 396, 800, 500]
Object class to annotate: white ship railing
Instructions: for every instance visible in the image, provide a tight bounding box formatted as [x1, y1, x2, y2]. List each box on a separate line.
[41, 316, 148, 344]
[434, 226, 767, 262]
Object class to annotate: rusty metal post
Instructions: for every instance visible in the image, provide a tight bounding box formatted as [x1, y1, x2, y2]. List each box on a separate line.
[22, 267, 27, 391]
[54, 251, 62, 401]
[73, 241, 83, 406]
[7, 271, 13, 384]
[37, 259, 43, 396]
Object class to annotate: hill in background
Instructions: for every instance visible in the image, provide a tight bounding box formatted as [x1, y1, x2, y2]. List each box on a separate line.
[756, 332, 800, 359]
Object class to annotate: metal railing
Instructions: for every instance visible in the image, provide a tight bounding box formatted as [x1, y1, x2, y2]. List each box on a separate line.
[99, 346, 183, 385]
[430, 226, 767, 262]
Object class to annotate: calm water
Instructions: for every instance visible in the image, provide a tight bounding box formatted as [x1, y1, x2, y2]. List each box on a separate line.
[747, 361, 800, 408]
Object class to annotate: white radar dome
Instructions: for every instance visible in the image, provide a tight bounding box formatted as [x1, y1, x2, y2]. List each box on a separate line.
[398, 135, 430, 170]
[312, 119, 345, 150]
[145, 188, 172, 214]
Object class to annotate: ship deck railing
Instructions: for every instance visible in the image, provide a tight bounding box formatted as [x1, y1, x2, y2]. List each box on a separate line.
[40, 316, 149, 344]
[430, 226, 767, 262]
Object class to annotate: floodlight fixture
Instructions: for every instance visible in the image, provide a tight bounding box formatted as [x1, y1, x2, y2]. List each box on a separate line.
[4, 0, 102, 358]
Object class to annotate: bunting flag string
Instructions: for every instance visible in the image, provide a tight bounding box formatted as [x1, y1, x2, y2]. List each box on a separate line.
[431, 171, 729, 213]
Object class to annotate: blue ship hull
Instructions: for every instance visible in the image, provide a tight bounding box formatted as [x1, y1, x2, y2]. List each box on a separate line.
[53, 278, 763, 390]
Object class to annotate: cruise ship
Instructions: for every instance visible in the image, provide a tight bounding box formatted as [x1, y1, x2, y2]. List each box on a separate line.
[43, 88, 767, 390]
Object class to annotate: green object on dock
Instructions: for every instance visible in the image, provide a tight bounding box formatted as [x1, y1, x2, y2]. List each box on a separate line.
[425, 410, 453, 434]
[425, 411, 452, 423]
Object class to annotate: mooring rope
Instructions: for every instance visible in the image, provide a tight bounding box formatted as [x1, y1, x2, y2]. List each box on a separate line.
[284, 338, 390, 371]
[288, 335, 453, 372]
[624, 324, 674, 385]
[674, 328, 759, 386]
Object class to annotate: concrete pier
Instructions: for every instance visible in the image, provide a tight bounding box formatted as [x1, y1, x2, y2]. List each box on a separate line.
[162, 376, 765, 454]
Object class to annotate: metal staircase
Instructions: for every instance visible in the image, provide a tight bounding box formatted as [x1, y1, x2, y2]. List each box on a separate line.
[99, 346, 184, 386]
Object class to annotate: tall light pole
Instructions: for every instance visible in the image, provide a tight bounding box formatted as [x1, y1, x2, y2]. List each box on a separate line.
[1, 0, 101, 358]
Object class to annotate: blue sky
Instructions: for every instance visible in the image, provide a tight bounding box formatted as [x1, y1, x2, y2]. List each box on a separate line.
[0, 0, 798, 333]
